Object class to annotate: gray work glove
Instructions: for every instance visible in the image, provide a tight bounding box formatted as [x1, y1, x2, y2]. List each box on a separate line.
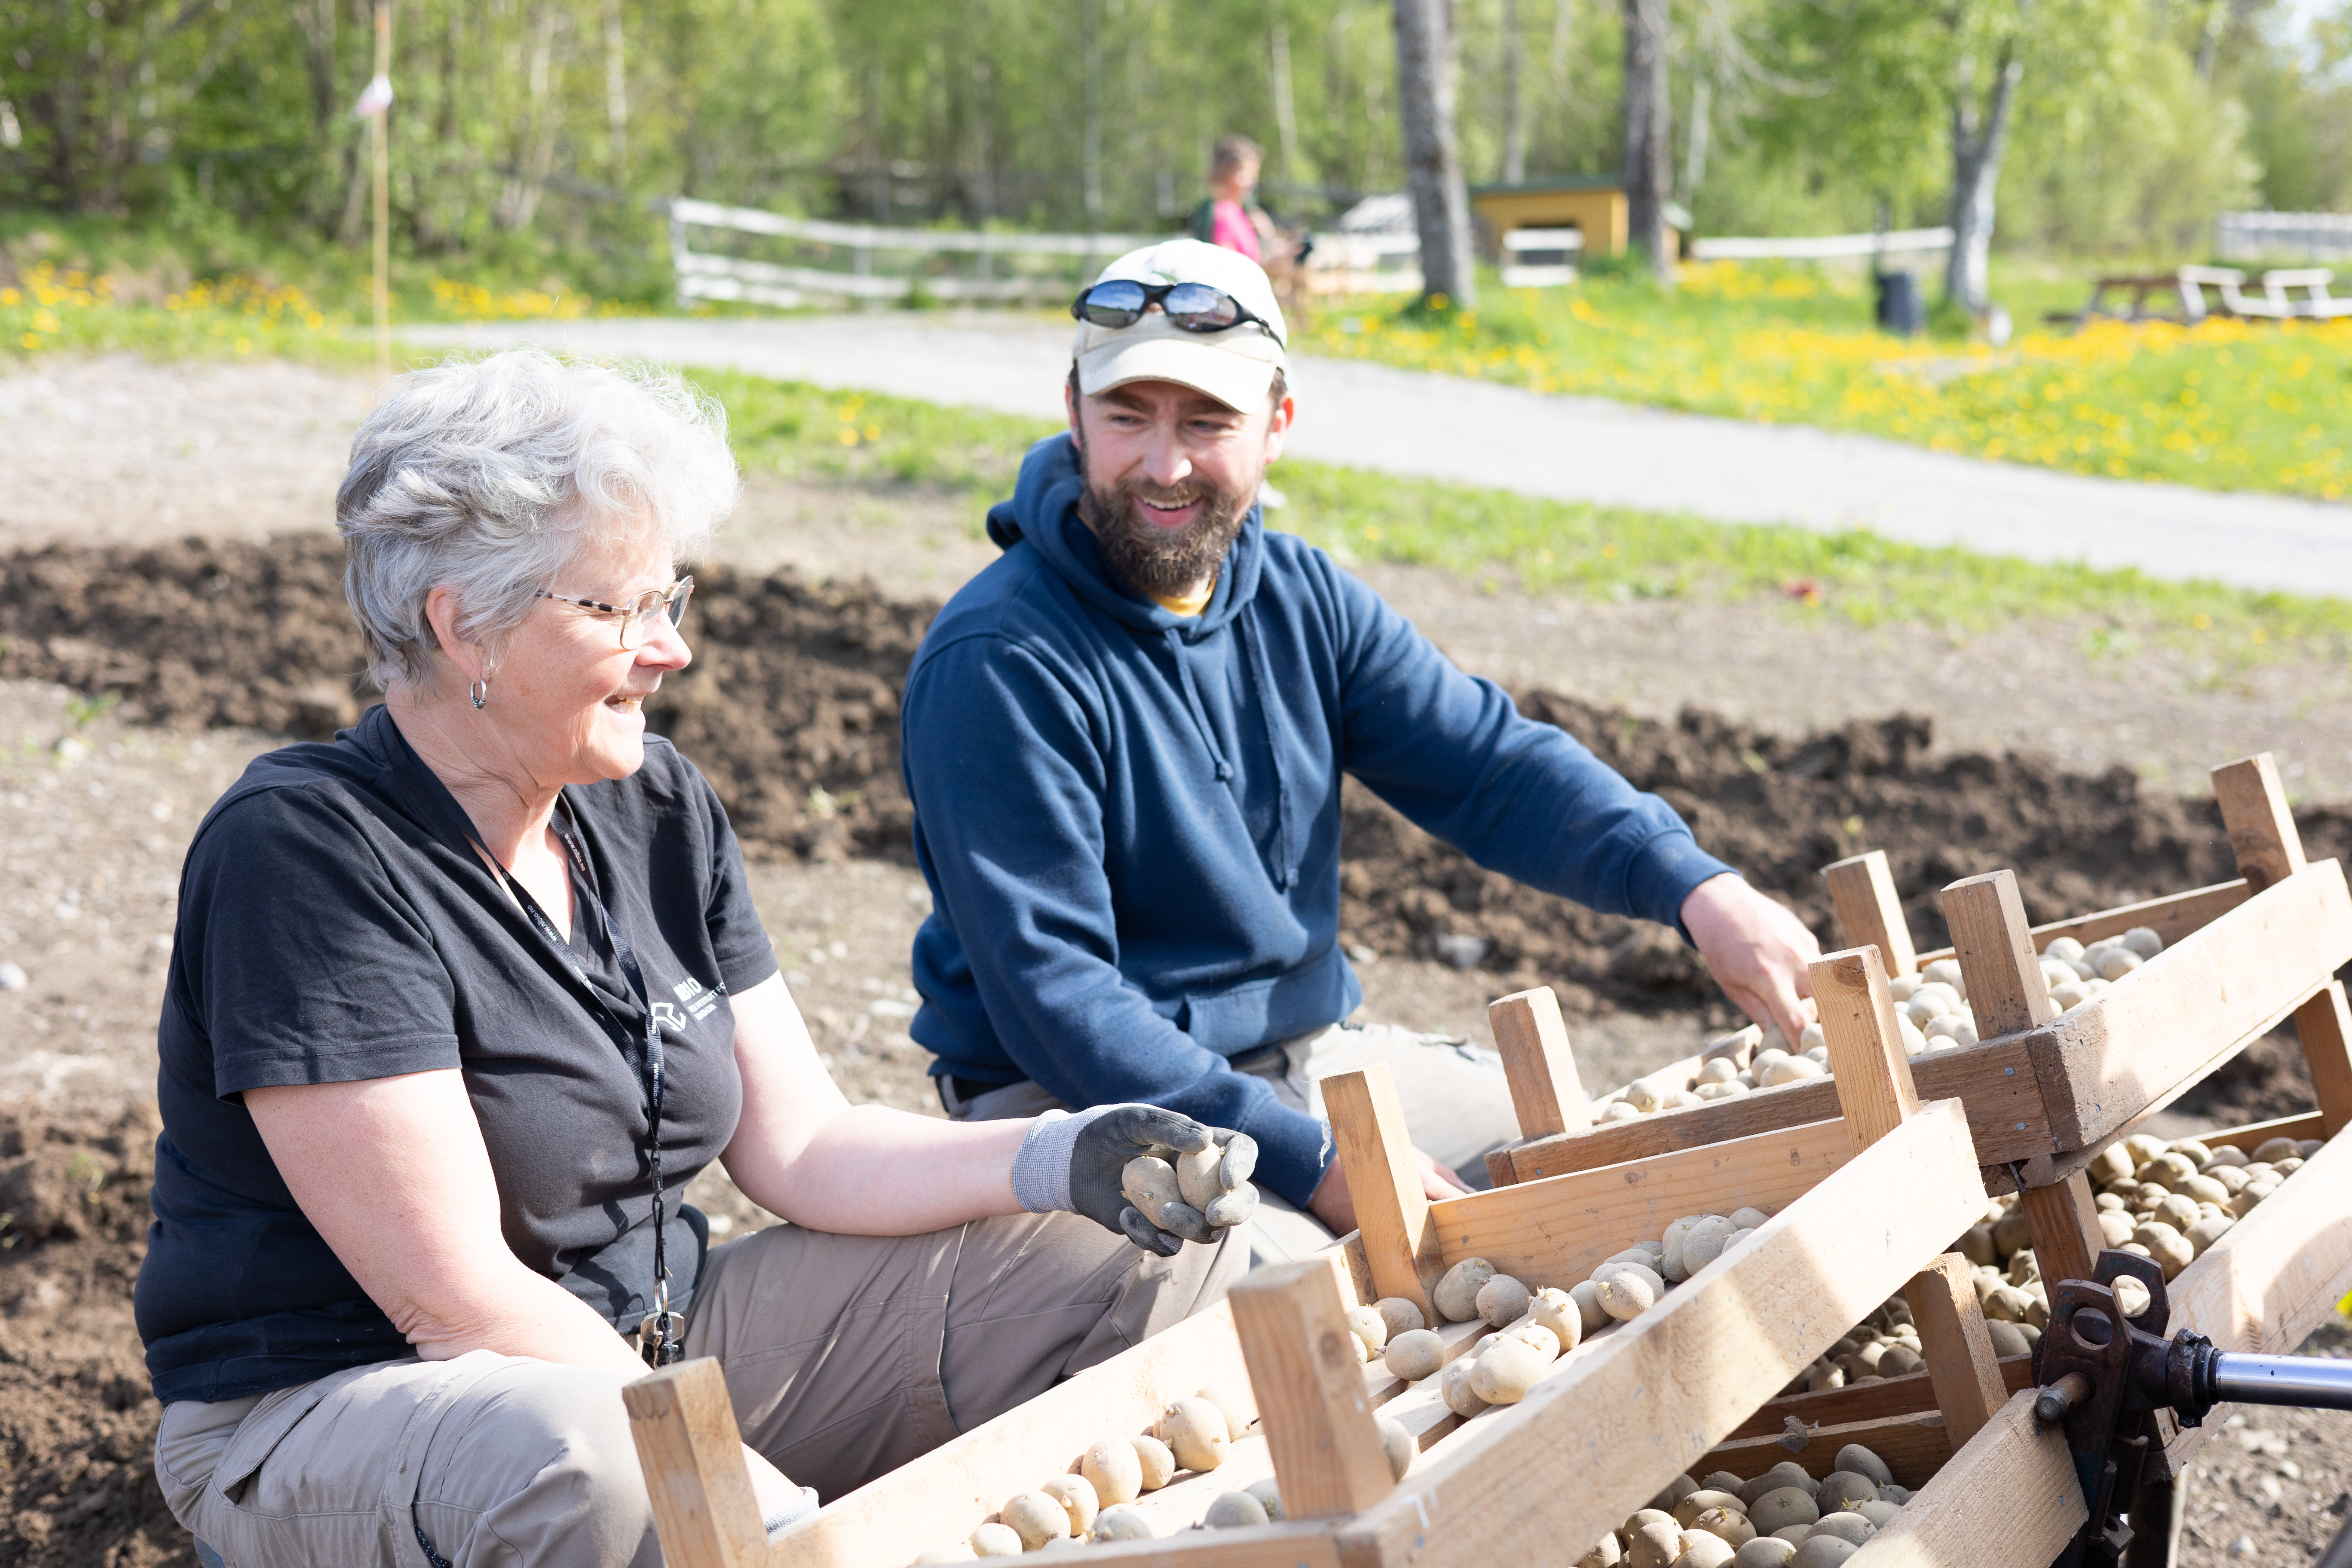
[1010, 1104, 1258, 1256]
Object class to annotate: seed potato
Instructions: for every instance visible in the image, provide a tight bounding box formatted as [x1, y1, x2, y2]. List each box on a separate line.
[1439, 1357, 1488, 1417]
[1740, 1463, 1815, 1505]
[1476, 1273, 1533, 1328]
[1680, 1216, 1740, 1274]
[1693, 1508, 1757, 1549]
[1157, 1397, 1229, 1472]
[1596, 1263, 1665, 1320]
[1580, 1533, 1626, 1568]
[1372, 1296, 1426, 1339]
[1469, 1335, 1551, 1403]
[1130, 1435, 1176, 1491]
[1569, 1279, 1612, 1335]
[1173, 1145, 1224, 1210]
[1673, 1491, 1746, 1528]
[1246, 1478, 1285, 1522]
[1344, 1304, 1390, 1356]
[1701, 1471, 1747, 1495]
[1377, 1415, 1415, 1480]
[1384, 1328, 1446, 1381]
[1091, 1507, 1153, 1543]
[1749, 1487, 1820, 1534]
[1079, 1438, 1143, 1506]
[1813, 1473, 1877, 1514]
[1731, 1541, 1797, 1567]
[1675, 1531, 1737, 1568]
[1629, 1520, 1686, 1568]
[1039, 1474, 1099, 1537]
[1806, 1514, 1876, 1547]
[1202, 1491, 1267, 1529]
[1856, 1502, 1900, 1528]
[1629, 1506, 1681, 1534]
[1509, 1321, 1562, 1358]
[1001, 1492, 1072, 1550]
[1834, 1445, 1892, 1486]
[1526, 1286, 1583, 1351]
[1195, 1383, 1253, 1439]
[969, 1523, 1026, 1557]
[1433, 1257, 1498, 1322]
[1787, 1539, 1857, 1568]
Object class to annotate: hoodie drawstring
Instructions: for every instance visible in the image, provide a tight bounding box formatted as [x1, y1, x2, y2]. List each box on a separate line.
[1164, 627, 1234, 786]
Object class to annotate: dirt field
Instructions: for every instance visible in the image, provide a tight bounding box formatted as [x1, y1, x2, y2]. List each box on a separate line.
[2, 354, 2347, 1568]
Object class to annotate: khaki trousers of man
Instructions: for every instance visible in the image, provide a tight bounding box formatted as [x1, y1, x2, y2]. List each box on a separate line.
[156, 1210, 1245, 1568]
[944, 1020, 1519, 1264]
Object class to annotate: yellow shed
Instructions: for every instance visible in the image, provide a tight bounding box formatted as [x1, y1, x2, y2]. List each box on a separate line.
[1468, 178, 1682, 259]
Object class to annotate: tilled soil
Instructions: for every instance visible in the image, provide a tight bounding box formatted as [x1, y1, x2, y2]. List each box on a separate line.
[4, 533, 2349, 1568]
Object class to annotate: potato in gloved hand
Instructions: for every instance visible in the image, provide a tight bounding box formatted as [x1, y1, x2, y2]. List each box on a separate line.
[1011, 1102, 1253, 1255]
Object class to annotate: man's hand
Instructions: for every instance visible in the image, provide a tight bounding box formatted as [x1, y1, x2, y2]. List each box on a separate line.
[1306, 1145, 1469, 1237]
[1681, 873, 1822, 1044]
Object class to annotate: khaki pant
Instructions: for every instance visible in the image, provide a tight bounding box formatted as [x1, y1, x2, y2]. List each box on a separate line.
[944, 1020, 1519, 1264]
[158, 1210, 1245, 1568]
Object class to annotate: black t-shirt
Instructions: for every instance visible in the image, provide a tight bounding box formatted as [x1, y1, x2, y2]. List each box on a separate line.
[135, 704, 775, 1405]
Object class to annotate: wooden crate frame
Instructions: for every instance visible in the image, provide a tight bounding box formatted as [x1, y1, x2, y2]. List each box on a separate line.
[622, 946, 1996, 1568]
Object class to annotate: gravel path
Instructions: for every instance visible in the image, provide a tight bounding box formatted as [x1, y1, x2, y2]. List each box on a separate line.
[397, 313, 2352, 599]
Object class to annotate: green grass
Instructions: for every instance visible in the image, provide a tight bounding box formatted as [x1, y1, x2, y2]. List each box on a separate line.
[3, 285, 2343, 665]
[704, 371, 2352, 665]
[1298, 262, 2352, 502]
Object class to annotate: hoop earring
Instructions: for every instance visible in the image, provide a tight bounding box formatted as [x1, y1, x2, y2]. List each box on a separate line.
[469, 679, 490, 710]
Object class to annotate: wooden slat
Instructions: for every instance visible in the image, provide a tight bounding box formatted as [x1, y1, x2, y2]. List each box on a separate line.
[1427, 1117, 1857, 1285]
[1721, 1357, 2036, 1442]
[2294, 980, 2352, 1139]
[1700, 1411, 1954, 1491]
[1081, 1520, 1341, 1568]
[767, 1301, 1253, 1568]
[1229, 1262, 1396, 1519]
[1813, 944, 1922, 1152]
[1488, 987, 1588, 1141]
[1942, 871, 2058, 1039]
[2201, 1110, 2327, 1154]
[2020, 1173, 2104, 1291]
[1323, 1065, 1443, 1325]
[2159, 1126, 2352, 1476]
[1497, 1035, 2047, 1184]
[1913, 879, 2251, 968]
[2009, 858, 2352, 1183]
[622, 1359, 768, 1568]
[1823, 851, 1918, 977]
[1843, 1391, 2087, 1568]
[2212, 753, 2307, 891]
[1903, 1253, 2009, 1453]
[1332, 1100, 1988, 1568]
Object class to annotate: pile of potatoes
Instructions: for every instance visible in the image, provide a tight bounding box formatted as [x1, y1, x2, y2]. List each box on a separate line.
[2038, 928, 2162, 1014]
[1578, 1446, 1911, 1568]
[1121, 1144, 1259, 1243]
[1590, 1029, 1846, 1124]
[1782, 1127, 2320, 1400]
[1373, 1209, 1775, 1421]
[913, 1382, 1415, 1559]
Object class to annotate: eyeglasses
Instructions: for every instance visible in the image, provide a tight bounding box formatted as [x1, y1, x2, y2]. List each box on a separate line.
[534, 576, 694, 650]
[1070, 279, 1283, 344]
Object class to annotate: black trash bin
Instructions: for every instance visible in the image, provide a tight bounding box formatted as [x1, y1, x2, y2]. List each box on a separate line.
[1875, 270, 1925, 337]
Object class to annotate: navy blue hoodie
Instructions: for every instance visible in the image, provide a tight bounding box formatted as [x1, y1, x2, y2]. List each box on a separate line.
[901, 435, 1736, 1205]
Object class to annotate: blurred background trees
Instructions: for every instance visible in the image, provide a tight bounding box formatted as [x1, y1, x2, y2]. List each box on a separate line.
[0, 0, 2342, 296]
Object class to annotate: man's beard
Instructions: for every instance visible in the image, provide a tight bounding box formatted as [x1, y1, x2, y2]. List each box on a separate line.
[1078, 467, 1253, 600]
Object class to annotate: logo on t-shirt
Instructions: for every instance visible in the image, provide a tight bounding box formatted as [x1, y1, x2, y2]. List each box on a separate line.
[671, 975, 721, 1023]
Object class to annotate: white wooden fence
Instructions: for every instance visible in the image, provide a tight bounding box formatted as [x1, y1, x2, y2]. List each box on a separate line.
[667, 197, 1167, 308]
[2217, 212, 2352, 264]
[1689, 226, 1954, 261]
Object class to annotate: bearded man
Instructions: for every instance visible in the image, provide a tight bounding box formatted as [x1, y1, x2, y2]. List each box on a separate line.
[899, 241, 1820, 1258]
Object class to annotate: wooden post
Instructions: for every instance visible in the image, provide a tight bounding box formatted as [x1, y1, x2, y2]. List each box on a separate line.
[1322, 1064, 1443, 1324]
[622, 1358, 769, 1568]
[1488, 986, 1588, 1140]
[2292, 980, 2352, 1139]
[2020, 1172, 2105, 1292]
[1902, 1253, 2009, 1453]
[1940, 871, 2057, 1039]
[1810, 945, 1921, 1154]
[2211, 753, 2306, 891]
[1822, 851, 1918, 978]
[1228, 1261, 1397, 1519]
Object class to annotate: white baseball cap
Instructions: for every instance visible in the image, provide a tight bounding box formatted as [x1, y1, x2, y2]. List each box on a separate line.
[1071, 239, 1289, 413]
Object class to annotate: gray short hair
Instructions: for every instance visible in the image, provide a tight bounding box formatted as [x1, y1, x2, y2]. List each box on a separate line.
[337, 349, 741, 692]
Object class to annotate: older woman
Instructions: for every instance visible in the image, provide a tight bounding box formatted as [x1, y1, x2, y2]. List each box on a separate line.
[136, 350, 1250, 1568]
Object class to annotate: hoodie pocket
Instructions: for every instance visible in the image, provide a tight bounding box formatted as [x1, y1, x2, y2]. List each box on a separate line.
[1182, 946, 1353, 1054]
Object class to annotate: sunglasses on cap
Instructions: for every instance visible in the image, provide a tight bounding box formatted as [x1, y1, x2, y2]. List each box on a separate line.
[1070, 279, 1283, 343]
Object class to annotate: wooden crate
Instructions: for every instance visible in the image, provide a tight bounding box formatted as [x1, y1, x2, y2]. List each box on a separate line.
[622, 945, 1995, 1568]
[1488, 755, 2352, 1201]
